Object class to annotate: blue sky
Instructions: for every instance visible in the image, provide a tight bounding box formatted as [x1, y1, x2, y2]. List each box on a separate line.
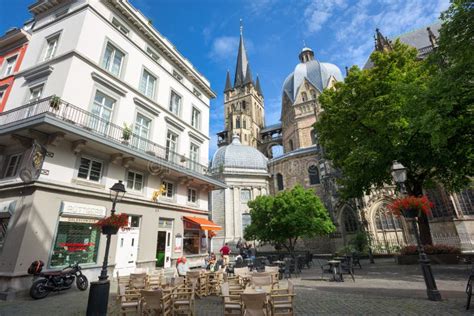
[0, 0, 449, 157]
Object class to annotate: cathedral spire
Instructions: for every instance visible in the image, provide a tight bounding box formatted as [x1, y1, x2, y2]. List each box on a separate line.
[234, 19, 250, 88]
[374, 28, 392, 52]
[224, 70, 232, 92]
[255, 75, 263, 96]
[243, 63, 253, 85]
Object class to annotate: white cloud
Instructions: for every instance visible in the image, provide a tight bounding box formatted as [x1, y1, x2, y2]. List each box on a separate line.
[304, 0, 347, 33]
[209, 36, 239, 61]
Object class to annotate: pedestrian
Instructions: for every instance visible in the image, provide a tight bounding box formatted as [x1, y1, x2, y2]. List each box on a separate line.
[220, 242, 231, 266]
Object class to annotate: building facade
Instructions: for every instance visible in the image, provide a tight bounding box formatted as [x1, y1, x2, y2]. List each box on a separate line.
[0, 0, 224, 298]
[0, 27, 31, 112]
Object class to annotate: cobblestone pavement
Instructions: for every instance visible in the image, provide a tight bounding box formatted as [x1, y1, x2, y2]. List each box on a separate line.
[0, 258, 471, 315]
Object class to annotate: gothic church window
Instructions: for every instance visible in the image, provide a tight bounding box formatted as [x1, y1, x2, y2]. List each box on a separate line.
[375, 208, 402, 231]
[343, 209, 358, 233]
[308, 165, 320, 185]
[458, 189, 474, 215]
[288, 139, 294, 151]
[243, 118, 247, 129]
[301, 92, 307, 102]
[311, 129, 318, 145]
[276, 173, 284, 191]
[242, 100, 246, 110]
[236, 117, 241, 128]
[310, 89, 316, 99]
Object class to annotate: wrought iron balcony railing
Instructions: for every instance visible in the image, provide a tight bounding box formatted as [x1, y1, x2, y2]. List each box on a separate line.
[0, 96, 209, 175]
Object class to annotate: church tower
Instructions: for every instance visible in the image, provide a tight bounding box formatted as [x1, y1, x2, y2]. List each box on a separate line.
[217, 23, 264, 148]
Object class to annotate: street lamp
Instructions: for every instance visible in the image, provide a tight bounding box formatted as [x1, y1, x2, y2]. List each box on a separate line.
[391, 161, 441, 301]
[87, 180, 127, 316]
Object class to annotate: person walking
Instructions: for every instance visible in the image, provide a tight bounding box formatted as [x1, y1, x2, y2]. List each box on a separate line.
[220, 243, 231, 266]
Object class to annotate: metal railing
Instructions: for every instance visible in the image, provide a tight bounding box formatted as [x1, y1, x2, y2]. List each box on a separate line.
[0, 96, 209, 175]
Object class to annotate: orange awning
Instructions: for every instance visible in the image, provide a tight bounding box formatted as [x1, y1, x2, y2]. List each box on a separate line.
[183, 216, 222, 231]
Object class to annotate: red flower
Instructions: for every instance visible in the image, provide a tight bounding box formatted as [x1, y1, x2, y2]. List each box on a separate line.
[208, 230, 217, 238]
[95, 213, 129, 229]
[388, 196, 433, 218]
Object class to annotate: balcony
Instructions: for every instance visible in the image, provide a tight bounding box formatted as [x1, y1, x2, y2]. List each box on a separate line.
[0, 96, 222, 186]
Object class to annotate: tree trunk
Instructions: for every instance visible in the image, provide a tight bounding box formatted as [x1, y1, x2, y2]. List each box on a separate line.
[409, 181, 433, 245]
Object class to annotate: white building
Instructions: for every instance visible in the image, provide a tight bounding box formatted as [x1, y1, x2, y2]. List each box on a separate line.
[210, 135, 269, 251]
[0, 0, 224, 299]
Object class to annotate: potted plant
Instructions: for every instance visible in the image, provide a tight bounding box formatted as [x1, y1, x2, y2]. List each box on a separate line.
[122, 123, 132, 144]
[95, 213, 129, 235]
[388, 195, 433, 218]
[49, 95, 61, 111]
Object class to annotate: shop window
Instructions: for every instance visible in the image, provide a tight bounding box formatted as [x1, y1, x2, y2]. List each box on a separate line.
[161, 181, 174, 198]
[127, 170, 144, 192]
[187, 188, 197, 203]
[77, 157, 103, 182]
[183, 220, 202, 255]
[308, 165, 320, 185]
[50, 218, 100, 267]
[4, 153, 23, 178]
[276, 173, 284, 191]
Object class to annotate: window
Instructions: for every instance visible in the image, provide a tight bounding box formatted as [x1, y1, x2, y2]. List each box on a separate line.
[44, 35, 59, 61]
[161, 181, 174, 198]
[77, 157, 103, 182]
[112, 17, 129, 35]
[3, 55, 17, 76]
[0, 89, 5, 102]
[29, 85, 43, 102]
[288, 139, 294, 151]
[127, 170, 144, 192]
[90, 90, 114, 134]
[169, 91, 181, 115]
[193, 88, 201, 98]
[458, 189, 474, 215]
[139, 69, 156, 99]
[240, 189, 251, 203]
[375, 208, 402, 231]
[50, 218, 100, 267]
[310, 89, 317, 99]
[311, 129, 318, 145]
[301, 92, 307, 102]
[308, 165, 320, 185]
[343, 209, 358, 233]
[133, 113, 151, 150]
[242, 213, 251, 235]
[426, 187, 455, 218]
[187, 188, 197, 203]
[189, 143, 199, 171]
[243, 118, 247, 129]
[4, 153, 23, 178]
[146, 47, 159, 61]
[236, 117, 241, 128]
[276, 173, 284, 191]
[101, 43, 125, 76]
[173, 70, 183, 82]
[191, 107, 200, 129]
[165, 131, 178, 162]
[183, 220, 203, 255]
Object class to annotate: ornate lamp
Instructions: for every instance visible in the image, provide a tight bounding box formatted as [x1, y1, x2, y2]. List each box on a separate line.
[391, 161, 407, 184]
[109, 180, 126, 205]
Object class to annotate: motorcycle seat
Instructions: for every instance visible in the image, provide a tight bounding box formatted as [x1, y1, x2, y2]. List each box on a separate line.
[42, 271, 63, 276]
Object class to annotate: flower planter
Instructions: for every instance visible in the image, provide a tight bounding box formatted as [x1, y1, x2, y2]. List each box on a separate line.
[101, 225, 119, 235]
[396, 253, 461, 265]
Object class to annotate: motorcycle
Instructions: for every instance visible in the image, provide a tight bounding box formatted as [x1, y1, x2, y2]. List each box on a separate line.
[28, 260, 89, 299]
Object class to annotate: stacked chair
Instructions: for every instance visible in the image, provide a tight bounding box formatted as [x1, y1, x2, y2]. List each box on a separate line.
[270, 280, 295, 316]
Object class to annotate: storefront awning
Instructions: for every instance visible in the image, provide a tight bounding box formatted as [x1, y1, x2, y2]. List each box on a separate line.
[183, 216, 222, 231]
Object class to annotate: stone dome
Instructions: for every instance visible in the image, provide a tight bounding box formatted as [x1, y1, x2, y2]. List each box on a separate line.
[210, 135, 268, 174]
[283, 47, 343, 103]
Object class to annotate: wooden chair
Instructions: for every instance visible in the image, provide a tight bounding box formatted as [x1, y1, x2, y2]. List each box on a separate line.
[270, 280, 295, 316]
[117, 271, 130, 293]
[208, 270, 224, 296]
[241, 292, 267, 316]
[140, 289, 172, 316]
[117, 284, 141, 316]
[172, 283, 195, 315]
[264, 266, 280, 288]
[221, 282, 242, 315]
[130, 272, 148, 290]
[185, 271, 205, 298]
[251, 275, 273, 288]
[148, 269, 164, 288]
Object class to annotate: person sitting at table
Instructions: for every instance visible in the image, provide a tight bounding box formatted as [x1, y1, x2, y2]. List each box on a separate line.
[177, 256, 189, 276]
[208, 252, 217, 271]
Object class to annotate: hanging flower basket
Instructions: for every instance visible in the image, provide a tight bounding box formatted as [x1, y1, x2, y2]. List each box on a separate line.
[95, 213, 129, 235]
[388, 196, 433, 218]
[208, 230, 217, 238]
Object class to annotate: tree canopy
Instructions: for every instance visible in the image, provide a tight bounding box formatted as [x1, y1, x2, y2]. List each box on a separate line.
[244, 185, 335, 254]
[315, 1, 473, 200]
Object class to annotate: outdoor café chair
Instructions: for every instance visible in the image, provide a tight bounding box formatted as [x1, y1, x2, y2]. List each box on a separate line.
[117, 284, 141, 315]
[129, 272, 148, 290]
[340, 256, 355, 282]
[172, 283, 195, 315]
[241, 292, 268, 316]
[116, 271, 130, 292]
[315, 259, 332, 280]
[270, 280, 295, 316]
[140, 289, 172, 316]
[221, 282, 243, 315]
[251, 274, 273, 288]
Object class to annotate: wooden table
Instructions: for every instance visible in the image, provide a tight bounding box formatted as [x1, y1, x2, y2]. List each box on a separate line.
[244, 285, 272, 294]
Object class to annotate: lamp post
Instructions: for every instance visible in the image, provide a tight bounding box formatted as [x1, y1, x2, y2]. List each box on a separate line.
[391, 161, 441, 301]
[87, 180, 126, 316]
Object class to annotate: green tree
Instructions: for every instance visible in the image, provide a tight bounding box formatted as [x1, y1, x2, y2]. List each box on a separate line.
[315, 2, 473, 245]
[244, 185, 335, 256]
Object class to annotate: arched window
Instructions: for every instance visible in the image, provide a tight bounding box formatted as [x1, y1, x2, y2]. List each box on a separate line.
[236, 117, 241, 128]
[310, 129, 318, 145]
[310, 89, 316, 99]
[242, 100, 246, 110]
[343, 209, 358, 233]
[276, 173, 284, 191]
[288, 139, 294, 151]
[243, 118, 247, 129]
[308, 165, 320, 185]
[301, 92, 307, 102]
[375, 207, 402, 231]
